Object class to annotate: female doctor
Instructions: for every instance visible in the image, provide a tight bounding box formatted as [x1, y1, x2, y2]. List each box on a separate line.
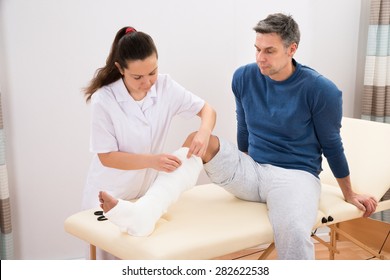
[82, 27, 216, 258]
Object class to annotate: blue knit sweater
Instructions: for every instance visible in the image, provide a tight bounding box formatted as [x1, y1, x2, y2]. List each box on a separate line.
[232, 60, 349, 178]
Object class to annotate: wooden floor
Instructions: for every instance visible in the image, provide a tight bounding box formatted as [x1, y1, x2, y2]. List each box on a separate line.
[215, 218, 390, 260]
[214, 240, 390, 260]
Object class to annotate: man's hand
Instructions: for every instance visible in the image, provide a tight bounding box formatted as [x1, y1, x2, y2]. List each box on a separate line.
[336, 176, 378, 218]
[345, 193, 378, 218]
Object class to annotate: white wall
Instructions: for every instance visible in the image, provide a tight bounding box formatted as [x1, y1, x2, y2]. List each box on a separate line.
[0, 0, 367, 259]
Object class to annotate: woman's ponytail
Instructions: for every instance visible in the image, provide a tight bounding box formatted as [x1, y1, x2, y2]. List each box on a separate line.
[84, 27, 157, 102]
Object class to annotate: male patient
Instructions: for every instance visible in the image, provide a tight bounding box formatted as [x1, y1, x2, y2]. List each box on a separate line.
[99, 13, 377, 259]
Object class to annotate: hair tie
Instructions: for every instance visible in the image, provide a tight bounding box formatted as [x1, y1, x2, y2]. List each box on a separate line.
[125, 27, 137, 34]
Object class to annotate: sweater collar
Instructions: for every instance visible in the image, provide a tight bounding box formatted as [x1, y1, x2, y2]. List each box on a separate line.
[265, 59, 301, 84]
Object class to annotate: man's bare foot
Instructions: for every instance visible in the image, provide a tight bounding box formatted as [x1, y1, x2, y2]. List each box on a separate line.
[99, 191, 119, 213]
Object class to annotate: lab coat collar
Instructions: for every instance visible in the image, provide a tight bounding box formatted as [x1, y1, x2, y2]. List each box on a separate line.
[142, 86, 156, 111]
[111, 78, 157, 105]
[111, 79, 157, 124]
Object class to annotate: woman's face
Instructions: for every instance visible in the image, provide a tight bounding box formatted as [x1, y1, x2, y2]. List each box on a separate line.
[116, 54, 158, 99]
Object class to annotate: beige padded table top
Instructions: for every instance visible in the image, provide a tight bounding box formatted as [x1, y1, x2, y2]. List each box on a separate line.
[65, 182, 390, 260]
[65, 184, 276, 259]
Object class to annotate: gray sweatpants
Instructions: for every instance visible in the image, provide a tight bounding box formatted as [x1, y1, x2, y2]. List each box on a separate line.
[204, 138, 321, 260]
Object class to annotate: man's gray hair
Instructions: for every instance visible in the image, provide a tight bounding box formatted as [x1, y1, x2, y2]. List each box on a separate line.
[253, 13, 300, 48]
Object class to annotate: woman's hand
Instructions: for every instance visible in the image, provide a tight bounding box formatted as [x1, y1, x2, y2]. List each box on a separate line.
[150, 153, 182, 172]
[187, 129, 211, 158]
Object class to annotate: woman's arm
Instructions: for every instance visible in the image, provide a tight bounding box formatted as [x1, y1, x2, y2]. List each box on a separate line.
[98, 152, 182, 173]
[187, 102, 216, 158]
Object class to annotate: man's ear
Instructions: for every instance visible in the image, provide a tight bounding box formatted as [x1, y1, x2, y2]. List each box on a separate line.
[115, 62, 124, 75]
[289, 43, 298, 56]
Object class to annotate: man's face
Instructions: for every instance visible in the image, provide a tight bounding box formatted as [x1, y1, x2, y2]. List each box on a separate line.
[254, 32, 297, 81]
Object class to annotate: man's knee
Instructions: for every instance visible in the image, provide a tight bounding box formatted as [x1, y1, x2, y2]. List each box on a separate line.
[182, 132, 220, 163]
[182, 132, 198, 147]
[204, 135, 220, 163]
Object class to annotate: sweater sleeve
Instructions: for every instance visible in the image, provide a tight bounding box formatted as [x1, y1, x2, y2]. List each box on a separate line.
[232, 67, 249, 152]
[311, 76, 350, 178]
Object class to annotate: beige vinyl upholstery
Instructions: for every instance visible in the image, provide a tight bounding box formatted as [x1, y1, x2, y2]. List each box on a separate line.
[64, 117, 390, 259]
[319, 117, 390, 225]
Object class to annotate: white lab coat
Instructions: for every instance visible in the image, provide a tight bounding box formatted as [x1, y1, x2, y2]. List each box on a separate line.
[82, 74, 204, 209]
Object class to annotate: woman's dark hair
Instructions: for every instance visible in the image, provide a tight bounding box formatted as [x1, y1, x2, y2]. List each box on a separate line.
[84, 27, 158, 101]
[253, 13, 300, 48]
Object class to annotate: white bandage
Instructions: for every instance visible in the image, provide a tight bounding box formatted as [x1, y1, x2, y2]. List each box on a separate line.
[105, 147, 203, 236]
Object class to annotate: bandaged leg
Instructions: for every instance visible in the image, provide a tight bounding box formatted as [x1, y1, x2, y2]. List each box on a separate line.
[104, 147, 203, 236]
